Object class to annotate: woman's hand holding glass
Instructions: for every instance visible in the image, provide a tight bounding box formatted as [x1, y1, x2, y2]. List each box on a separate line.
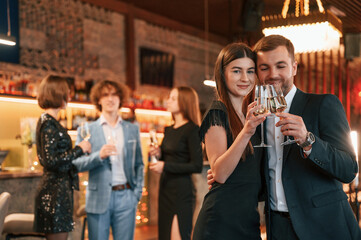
[253, 85, 272, 147]
[243, 101, 270, 137]
[148, 130, 159, 163]
[148, 130, 165, 173]
[77, 140, 92, 154]
[149, 145, 161, 161]
[149, 147, 164, 174]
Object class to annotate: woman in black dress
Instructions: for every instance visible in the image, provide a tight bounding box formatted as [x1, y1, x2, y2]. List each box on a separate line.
[149, 86, 203, 240]
[192, 43, 269, 239]
[34, 75, 91, 240]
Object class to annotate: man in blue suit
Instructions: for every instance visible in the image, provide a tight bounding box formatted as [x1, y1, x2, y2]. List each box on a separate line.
[254, 35, 360, 240]
[73, 80, 144, 240]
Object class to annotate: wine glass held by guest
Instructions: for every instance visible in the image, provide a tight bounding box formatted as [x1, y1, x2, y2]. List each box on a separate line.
[148, 129, 159, 163]
[80, 121, 91, 141]
[34, 75, 91, 240]
[72, 80, 144, 240]
[193, 42, 269, 240]
[269, 84, 295, 145]
[253, 85, 271, 148]
[254, 35, 360, 240]
[149, 86, 203, 240]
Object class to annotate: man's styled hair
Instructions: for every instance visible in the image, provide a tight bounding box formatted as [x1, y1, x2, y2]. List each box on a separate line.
[90, 80, 129, 111]
[253, 34, 295, 61]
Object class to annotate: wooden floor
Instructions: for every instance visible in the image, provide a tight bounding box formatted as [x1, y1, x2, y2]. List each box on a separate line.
[81, 224, 158, 240]
[134, 225, 158, 240]
[85, 224, 267, 240]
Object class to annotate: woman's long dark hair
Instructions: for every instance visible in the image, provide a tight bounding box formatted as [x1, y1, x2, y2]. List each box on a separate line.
[214, 42, 256, 159]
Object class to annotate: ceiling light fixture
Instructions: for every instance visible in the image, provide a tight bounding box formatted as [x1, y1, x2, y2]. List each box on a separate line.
[0, 0, 16, 46]
[262, 0, 342, 53]
[202, 0, 215, 87]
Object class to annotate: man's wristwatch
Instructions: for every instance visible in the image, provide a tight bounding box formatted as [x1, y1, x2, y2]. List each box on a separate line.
[297, 132, 315, 148]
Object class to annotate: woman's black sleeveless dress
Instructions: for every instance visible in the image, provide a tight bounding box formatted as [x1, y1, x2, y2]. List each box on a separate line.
[193, 101, 264, 240]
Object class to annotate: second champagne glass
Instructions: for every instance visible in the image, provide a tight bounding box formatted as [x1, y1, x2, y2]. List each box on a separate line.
[254, 85, 271, 148]
[273, 85, 296, 146]
[149, 129, 158, 163]
[107, 130, 118, 155]
[80, 122, 91, 141]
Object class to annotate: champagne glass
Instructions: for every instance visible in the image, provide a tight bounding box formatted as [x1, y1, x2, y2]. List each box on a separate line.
[107, 130, 118, 155]
[80, 122, 91, 141]
[254, 85, 271, 148]
[149, 129, 158, 163]
[267, 85, 287, 114]
[272, 85, 296, 146]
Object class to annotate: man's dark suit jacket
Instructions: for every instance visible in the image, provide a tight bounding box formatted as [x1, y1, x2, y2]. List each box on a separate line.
[264, 89, 361, 240]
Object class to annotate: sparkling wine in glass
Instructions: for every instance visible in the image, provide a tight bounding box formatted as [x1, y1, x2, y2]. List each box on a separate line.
[149, 129, 158, 163]
[272, 85, 296, 146]
[268, 85, 287, 114]
[80, 122, 91, 141]
[107, 130, 118, 155]
[254, 85, 271, 148]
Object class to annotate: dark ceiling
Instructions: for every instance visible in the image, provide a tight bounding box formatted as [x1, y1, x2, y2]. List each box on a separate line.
[116, 0, 361, 44]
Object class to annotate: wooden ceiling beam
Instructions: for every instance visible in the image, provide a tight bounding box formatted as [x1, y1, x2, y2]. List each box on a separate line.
[79, 0, 228, 45]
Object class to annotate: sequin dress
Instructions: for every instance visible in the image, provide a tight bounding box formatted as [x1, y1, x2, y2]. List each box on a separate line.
[34, 113, 83, 233]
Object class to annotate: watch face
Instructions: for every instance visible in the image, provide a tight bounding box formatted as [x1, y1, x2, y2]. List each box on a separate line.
[308, 132, 315, 142]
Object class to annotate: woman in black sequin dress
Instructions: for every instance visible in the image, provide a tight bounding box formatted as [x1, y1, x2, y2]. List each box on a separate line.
[34, 75, 91, 240]
[149, 87, 203, 240]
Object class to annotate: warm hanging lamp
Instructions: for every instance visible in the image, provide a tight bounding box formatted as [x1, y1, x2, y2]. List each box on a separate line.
[262, 0, 342, 53]
[203, 0, 216, 87]
[0, 0, 16, 46]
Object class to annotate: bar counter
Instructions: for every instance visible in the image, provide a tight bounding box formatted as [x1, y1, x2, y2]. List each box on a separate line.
[0, 168, 42, 214]
[0, 169, 42, 179]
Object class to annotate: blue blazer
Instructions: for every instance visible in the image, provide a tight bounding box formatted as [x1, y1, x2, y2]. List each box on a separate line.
[73, 118, 144, 214]
[264, 89, 360, 240]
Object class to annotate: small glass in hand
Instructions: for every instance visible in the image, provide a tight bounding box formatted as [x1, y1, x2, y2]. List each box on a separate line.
[272, 85, 296, 146]
[149, 129, 158, 163]
[80, 122, 91, 141]
[253, 85, 271, 148]
[107, 130, 118, 155]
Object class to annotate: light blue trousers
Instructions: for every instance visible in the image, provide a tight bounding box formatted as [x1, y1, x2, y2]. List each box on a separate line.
[87, 189, 138, 240]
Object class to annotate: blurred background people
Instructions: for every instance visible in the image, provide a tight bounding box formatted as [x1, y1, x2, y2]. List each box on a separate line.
[34, 75, 91, 240]
[149, 86, 203, 240]
[73, 80, 144, 240]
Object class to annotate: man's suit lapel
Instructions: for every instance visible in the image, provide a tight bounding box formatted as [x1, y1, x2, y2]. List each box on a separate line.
[93, 119, 107, 147]
[283, 89, 308, 160]
[121, 121, 129, 159]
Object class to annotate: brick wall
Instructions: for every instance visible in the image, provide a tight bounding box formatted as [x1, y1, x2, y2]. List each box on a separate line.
[0, 0, 222, 110]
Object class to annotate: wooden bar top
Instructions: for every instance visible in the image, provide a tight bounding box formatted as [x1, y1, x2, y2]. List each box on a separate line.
[0, 168, 42, 179]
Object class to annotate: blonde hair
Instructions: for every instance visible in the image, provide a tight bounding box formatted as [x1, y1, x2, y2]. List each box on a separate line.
[176, 86, 201, 126]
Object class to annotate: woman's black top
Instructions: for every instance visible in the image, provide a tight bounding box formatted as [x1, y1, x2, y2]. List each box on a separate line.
[193, 101, 263, 240]
[158, 121, 203, 240]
